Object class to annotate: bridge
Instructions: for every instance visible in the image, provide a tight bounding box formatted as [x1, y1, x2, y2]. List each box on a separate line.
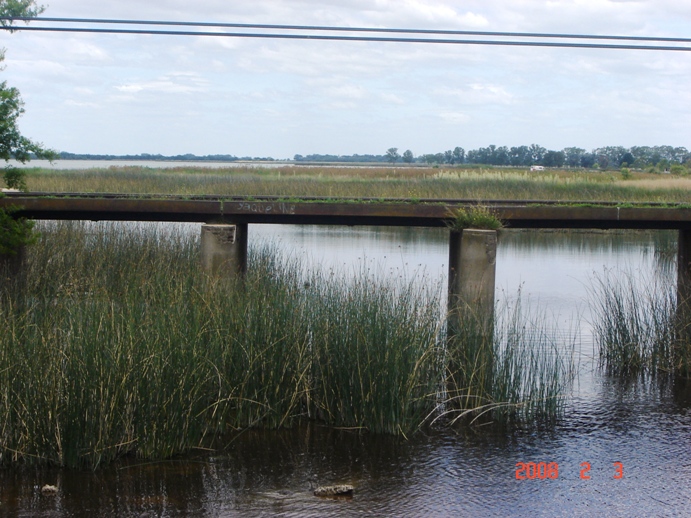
[2, 192, 691, 311]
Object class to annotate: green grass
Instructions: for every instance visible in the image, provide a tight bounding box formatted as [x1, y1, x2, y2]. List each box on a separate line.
[589, 267, 691, 378]
[442, 296, 574, 427]
[21, 165, 691, 203]
[0, 221, 574, 468]
[446, 206, 503, 231]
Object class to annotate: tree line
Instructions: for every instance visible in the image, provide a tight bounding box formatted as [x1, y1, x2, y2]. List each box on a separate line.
[298, 145, 691, 170]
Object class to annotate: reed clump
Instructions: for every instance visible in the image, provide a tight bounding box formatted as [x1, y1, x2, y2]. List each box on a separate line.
[0, 222, 573, 468]
[446, 206, 503, 231]
[442, 298, 574, 427]
[589, 268, 691, 378]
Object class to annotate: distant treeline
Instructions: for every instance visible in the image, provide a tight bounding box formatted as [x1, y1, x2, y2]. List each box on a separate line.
[43, 145, 691, 169]
[298, 145, 691, 169]
[56, 152, 276, 162]
[293, 153, 390, 163]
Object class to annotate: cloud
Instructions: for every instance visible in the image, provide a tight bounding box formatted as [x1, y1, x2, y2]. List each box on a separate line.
[115, 73, 209, 95]
[435, 84, 514, 105]
[8, 0, 691, 156]
[438, 111, 470, 123]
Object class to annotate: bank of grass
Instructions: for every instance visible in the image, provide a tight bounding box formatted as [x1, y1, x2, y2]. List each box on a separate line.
[0, 222, 573, 468]
[21, 165, 691, 203]
[590, 268, 691, 378]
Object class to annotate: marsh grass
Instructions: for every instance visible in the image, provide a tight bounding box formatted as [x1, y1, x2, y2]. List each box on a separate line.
[589, 267, 691, 378]
[22, 165, 691, 203]
[443, 297, 574, 427]
[0, 222, 574, 467]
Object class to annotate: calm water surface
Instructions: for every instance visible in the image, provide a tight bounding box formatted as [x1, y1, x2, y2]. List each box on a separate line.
[2, 226, 689, 517]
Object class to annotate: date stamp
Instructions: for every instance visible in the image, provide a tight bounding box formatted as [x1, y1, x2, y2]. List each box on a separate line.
[515, 462, 623, 480]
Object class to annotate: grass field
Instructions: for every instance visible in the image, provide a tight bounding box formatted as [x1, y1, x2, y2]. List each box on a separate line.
[19, 164, 691, 202]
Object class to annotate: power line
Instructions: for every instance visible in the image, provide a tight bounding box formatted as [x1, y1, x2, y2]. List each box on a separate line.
[6, 16, 691, 44]
[1, 17, 690, 51]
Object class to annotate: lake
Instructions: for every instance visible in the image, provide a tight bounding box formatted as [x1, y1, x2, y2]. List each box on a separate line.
[1, 224, 689, 517]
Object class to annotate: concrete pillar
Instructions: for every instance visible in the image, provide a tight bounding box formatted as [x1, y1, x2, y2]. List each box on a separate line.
[446, 229, 497, 406]
[201, 223, 247, 276]
[448, 229, 497, 316]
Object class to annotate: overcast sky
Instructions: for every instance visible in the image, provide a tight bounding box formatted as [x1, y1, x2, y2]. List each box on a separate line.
[1, 0, 690, 158]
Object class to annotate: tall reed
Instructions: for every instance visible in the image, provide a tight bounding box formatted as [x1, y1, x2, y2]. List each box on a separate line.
[444, 297, 574, 426]
[589, 267, 691, 378]
[0, 222, 574, 468]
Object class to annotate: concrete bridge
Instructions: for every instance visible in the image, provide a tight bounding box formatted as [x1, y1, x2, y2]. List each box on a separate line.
[2, 192, 691, 311]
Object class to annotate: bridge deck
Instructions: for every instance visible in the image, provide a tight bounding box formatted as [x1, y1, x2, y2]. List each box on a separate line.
[2, 193, 691, 230]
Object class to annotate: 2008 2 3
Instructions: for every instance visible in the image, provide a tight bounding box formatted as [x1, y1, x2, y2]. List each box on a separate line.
[515, 462, 624, 480]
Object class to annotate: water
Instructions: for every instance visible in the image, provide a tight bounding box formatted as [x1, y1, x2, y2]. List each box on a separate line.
[1, 226, 688, 517]
[9, 159, 294, 170]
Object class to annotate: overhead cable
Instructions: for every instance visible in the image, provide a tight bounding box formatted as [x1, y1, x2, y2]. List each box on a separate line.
[1, 17, 690, 51]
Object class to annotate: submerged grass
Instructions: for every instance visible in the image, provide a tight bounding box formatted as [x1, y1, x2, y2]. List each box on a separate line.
[0, 222, 573, 468]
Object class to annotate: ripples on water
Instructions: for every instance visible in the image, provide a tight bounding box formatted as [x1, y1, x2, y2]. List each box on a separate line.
[2, 225, 690, 516]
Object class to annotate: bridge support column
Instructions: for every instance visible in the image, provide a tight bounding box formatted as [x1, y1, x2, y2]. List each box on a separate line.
[447, 229, 497, 331]
[201, 224, 247, 276]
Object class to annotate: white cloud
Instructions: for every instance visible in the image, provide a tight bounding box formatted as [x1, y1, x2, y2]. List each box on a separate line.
[438, 111, 470, 123]
[115, 73, 209, 95]
[4, 0, 690, 156]
[435, 84, 514, 105]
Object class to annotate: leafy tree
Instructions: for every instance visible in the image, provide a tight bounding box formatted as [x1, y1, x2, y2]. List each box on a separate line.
[563, 147, 585, 168]
[386, 147, 400, 164]
[1, 0, 54, 259]
[597, 154, 610, 170]
[528, 144, 546, 165]
[542, 150, 565, 168]
[620, 152, 635, 168]
[452, 146, 465, 164]
[0, 0, 45, 23]
[402, 149, 414, 163]
[509, 146, 530, 166]
[580, 153, 596, 169]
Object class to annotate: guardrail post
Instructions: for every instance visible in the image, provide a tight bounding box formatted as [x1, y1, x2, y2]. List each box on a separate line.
[201, 223, 247, 276]
[448, 229, 497, 330]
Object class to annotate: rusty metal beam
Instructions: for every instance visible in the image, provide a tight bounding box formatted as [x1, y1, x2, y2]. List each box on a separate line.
[1, 194, 691, 229]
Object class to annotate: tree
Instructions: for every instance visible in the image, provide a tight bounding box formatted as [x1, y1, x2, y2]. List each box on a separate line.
[402, 149, 414, 164]
[386, 147, 400, 164]
[452, 146, 465, 164]
[563, 147, 585, 168]
[542, 150, 565, 168]
[1, 0, 53, 261]
[528, 144, 546, 165]
[0, 0, 45, 24]
[0, 0, 53, 190]
[620, 152, 635, 168]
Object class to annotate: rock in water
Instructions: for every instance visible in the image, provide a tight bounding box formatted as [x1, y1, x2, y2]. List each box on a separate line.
[313, 484, 354, 497]
[41, 484, 58, 495]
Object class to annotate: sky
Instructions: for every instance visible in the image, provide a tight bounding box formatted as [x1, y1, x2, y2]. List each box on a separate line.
[1, 0, 690, 158]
